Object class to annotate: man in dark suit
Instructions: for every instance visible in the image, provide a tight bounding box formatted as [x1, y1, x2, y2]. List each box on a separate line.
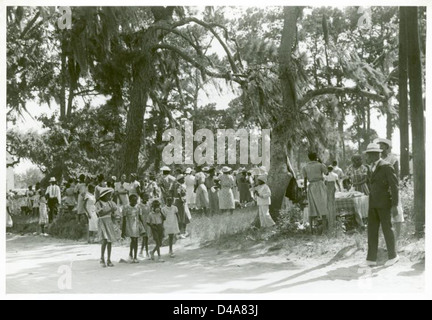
[363, 143, 399, 267]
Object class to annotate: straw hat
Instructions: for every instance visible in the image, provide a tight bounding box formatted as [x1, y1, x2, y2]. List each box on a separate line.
[160, 166, 171, 172]
[364, 143, 383, 153]
[185, 168, 192, 174]
[99, 187, 114, 199]
[49, 177, 56, 183]
[257, 175, 268, 183]
[176, 174, 185, 181]
[202, 166, 210, 172]
[222, 167, 233, 173]
[374, 138, 392, 148]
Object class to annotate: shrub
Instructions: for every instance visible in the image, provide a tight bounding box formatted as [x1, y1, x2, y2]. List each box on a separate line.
[276, 204, 309, 236]
[47, 210, 87, 240]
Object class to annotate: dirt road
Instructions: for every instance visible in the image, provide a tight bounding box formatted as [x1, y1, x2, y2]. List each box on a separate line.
[6, 234, 425, 295]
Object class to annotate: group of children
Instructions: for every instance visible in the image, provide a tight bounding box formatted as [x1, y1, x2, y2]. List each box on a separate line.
[92, 187, 183, 268]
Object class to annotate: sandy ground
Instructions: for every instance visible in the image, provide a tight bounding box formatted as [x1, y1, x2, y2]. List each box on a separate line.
[5, 233, 425, 296]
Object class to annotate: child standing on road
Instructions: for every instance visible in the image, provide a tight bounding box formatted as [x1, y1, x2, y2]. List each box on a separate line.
[147, 200, 165, 262]
[162, 197, 180, 258]
[95, 188, 118, 268]
[139, 193, 151, 259]
[122, 194, 144, 263]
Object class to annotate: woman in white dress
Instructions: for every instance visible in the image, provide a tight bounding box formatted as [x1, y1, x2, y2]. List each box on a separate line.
[254, 176, 275, 228]
[184, 168, 196, 209]
[219, 167, 236, 215]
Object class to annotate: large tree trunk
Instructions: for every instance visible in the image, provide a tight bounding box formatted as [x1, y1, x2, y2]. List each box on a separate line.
[268, 7, 300, 217]
[399, 7, 410, 180]
[118, 10, 173, 176]
[406, 7, 425, 236]
[118, 61, 149, 176]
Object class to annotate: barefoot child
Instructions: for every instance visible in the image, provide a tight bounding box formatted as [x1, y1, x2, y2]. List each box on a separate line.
[95, 188, 118, 268]
[139, 193, 151, 259]
[147, 200, 165, 262]
[162, 198, 180, 258]
[122, 194, 144, 263]
[39, 189, 49, 236]
[84, 184, 98, 244]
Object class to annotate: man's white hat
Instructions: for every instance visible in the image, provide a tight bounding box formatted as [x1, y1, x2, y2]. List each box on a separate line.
[374, 138, 392, 148]
[364, 143, 383, 153]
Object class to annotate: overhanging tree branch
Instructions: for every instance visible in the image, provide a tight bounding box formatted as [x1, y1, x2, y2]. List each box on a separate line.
[167, 17, 239, 74]
[153, 44, 246, 85]
[299, 87, 387, 108]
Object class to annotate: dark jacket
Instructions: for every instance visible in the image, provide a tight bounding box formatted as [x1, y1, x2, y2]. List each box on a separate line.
[369, 159, 399, 209]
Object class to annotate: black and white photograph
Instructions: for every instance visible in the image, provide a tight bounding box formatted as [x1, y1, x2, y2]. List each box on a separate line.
[1, 1, 429, 300]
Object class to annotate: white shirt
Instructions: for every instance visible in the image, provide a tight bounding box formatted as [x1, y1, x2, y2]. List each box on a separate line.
[325, 172, 339, 182]
[46, 185, 62, 204]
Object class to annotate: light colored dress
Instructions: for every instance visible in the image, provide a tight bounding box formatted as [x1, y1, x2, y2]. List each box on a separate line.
[95, 200, 119, 243]
[39, 197, 48, 225]
[84, 192, 98, 232]
[195, 172, 209, 209]
[219, 174, 236, 210]
[185, 174, 196, 207]
[162, 205, 180, 235]
[255, 184, 275, 228]
[302, 161, 329, 218]
[123, 205, 143, 238]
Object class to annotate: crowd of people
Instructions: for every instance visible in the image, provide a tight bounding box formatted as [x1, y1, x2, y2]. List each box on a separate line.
[6, 137, 405, 268]
[6, 165, 274, 267]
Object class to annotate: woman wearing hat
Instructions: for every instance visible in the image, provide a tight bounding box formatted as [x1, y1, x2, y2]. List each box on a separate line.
[254, 175, 275, 228]
[95, 188, 119, 267]
[219, 167, 236, 214]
